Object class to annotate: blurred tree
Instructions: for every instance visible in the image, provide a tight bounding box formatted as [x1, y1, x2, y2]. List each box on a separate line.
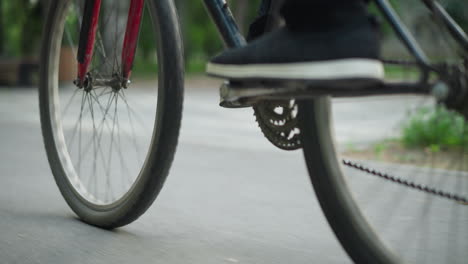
[1, 0, 44, 57]
[0, 2, 4, 55]
[444, 0, 468, 30]
[3, 0, 464, 71]
[21, 0, 43, 56]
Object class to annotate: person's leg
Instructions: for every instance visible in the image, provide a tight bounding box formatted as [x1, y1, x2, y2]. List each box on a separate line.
[248, 0, 368, 40]
[207, 0, 382, 87]
[281, 0, 368, 31]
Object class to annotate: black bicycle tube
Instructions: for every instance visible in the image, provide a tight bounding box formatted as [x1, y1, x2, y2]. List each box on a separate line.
[374, 0, 432, 76]
[422, 0, 468, 52]
[202, 0, 245, 48]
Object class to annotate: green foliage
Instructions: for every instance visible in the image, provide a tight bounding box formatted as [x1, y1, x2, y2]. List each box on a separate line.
[401, 106, 468, 150]
[1, 0, 43, 57]
[1, 0, 466, 71]
[384, 64, 420, 80]
[132, 59, 158, 79]
[444, 0, 468, 30]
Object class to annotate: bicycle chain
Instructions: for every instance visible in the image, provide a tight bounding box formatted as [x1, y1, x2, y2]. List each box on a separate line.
[343, 159, 468, 204]
[254, 60, 467, 203]
[347, 59, 468, 203]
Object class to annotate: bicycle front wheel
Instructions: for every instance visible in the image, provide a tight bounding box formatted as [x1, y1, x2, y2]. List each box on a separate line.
[39, 0, 184, 228]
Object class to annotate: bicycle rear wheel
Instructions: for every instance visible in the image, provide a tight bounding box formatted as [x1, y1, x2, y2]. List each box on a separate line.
[39, 0, 183, 228]
[299, 98, 401, 263]
[298, 2, 468, 262]
[299, 93, 468, 263]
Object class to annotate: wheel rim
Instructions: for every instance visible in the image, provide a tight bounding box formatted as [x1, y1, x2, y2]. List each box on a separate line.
[45, 0, 160, 206]
[335, 95, 467, 263]
[298, 2, 468, 261]
[301, 93, 468, 264]
[300, 76, 467, 263]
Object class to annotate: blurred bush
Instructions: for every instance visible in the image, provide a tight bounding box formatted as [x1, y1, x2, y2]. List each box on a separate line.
[0, 0, 466, 73]
[402, 106, 468, 150]
[0, 0, 45, 58]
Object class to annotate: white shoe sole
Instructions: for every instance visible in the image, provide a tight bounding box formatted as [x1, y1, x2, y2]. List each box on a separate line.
[207, 58, 384, 80]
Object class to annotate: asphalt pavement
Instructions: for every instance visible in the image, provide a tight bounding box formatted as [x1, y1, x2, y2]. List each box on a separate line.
[0, 78, 466, 264]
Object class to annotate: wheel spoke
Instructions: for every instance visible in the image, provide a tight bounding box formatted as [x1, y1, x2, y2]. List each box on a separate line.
[44, 0, 174, 211]
[74, 90, 114, 172]
[104, 92, 119, 202]
[86, 91, 98, 194]
[120, 90, 152, 131]
[61, 88, 80, 117]
[77, 92, 87, 176]
[119, 91, 144, 161]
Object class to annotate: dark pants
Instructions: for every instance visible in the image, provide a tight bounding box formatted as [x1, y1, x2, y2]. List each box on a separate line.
[280, 0, 367, 30]
[248, 0, 367, 40]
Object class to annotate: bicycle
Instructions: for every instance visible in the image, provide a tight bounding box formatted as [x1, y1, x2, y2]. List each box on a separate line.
[39, 0, 467, 263]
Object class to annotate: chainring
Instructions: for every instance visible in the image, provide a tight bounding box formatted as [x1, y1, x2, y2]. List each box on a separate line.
[253, 100, 302, 150]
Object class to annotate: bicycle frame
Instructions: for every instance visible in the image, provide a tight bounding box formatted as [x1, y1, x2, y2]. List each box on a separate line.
[203, 0, 468, 99]
[76, 0, 145, 88]
[75, 0, 468, 98]
[76, 0, 102, 84]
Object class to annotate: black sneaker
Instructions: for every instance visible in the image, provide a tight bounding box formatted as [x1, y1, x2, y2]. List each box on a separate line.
[207, 16, 383, 85]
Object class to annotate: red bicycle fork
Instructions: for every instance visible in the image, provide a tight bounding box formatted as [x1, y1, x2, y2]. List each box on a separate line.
[76, 0, 145, 88]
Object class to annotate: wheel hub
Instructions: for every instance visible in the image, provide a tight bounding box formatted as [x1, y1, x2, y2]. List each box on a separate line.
[74, 73, 127, 92]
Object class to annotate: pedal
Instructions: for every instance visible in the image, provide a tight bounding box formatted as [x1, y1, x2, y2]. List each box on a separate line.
[219, 81, 297, 108]
[219, 78, 386, 109]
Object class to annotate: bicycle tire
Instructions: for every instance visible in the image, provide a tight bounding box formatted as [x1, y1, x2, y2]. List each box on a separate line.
[39, 0, 184, 229]
[298, 97, 401, 263]
[299, 91, 468, 264]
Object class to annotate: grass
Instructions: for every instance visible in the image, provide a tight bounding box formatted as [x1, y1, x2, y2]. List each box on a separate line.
[401, 106, 468, 151]
[384, 64, 420, 80]
[342, 106, 468, 170]
[343, 139, 468, 170]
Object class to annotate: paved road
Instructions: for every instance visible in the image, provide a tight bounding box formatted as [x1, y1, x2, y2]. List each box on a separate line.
[0, 78, 466, 264]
